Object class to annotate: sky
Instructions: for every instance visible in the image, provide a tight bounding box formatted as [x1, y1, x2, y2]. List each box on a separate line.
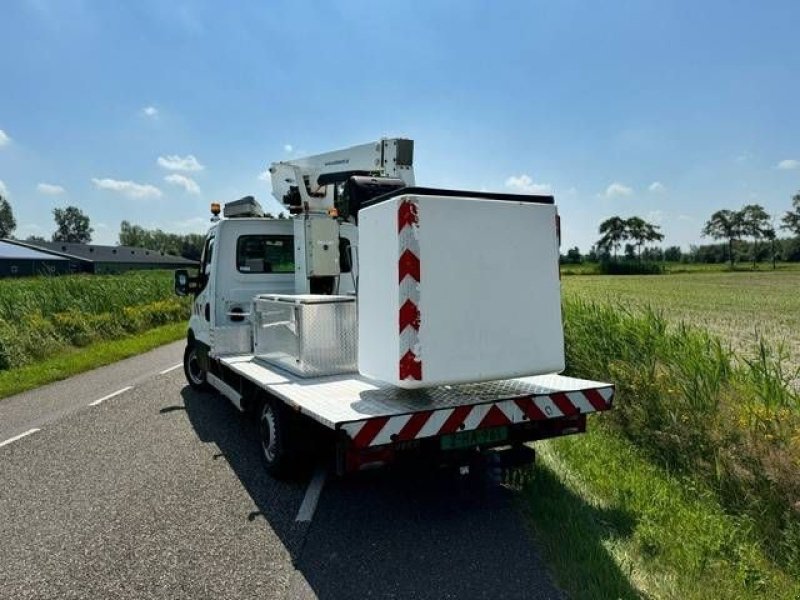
[1, 0, 799, 251]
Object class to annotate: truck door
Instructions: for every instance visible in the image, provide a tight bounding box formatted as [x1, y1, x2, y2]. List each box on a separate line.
[192, 234, 215, 346]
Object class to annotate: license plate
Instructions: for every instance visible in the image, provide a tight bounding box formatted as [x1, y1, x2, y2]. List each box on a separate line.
[440, 426, 508, 451]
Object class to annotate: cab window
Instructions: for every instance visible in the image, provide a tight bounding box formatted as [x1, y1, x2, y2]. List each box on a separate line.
[237, 235, 294, 273]
[201, 237, 214, 275]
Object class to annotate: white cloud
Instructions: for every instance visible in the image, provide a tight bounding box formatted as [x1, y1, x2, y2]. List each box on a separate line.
[176, 216, 208, 231]
[164, 173, 200, 194]
[17, 223, 44, 237]
[142, 106, 158, 118]
[0, 129, 9, 147]
[157, 154, 205, 172]
[601, 182, 633, 198]
[258, 169, 271, 181]
[647, 210, 665, 224]
[91, 177, 162, 199]
[776, 159, 800, 170]
[284, 144, 293, 153]
[504, 174, 552, 195]
[0, 180, 7, 196]
[37, 182, 65, 195]
[648, 181, 666, 193]
[678, 214, 694, 222]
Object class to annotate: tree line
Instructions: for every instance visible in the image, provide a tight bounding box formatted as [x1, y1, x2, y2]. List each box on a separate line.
[596, 216, 664, 259]
[118, 221, 206, 261]
[4, 190, 800, 267]
[0, 195, 278, 260]
[0, 197, 94, 244]
[701, 193, 800, 268]
[561, 190, 800, 268]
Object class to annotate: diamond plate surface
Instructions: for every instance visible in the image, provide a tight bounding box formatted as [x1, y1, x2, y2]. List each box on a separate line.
[252, 296, 357, 377]
[220, 354, 613, 429]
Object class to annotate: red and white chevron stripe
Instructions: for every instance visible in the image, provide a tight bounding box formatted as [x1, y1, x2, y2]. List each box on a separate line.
[398, 198, 422, 382]
[341, 386, 614, 448]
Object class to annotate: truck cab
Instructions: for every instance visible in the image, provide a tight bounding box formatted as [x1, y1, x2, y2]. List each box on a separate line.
[180, 204, 358, 384]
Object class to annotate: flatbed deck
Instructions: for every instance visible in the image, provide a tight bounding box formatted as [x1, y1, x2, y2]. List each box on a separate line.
[220, 355, 614, 443]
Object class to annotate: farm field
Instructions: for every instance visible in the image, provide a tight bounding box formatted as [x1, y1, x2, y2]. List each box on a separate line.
[526, 269, 800, 599]
[0, 271, 189, 374]
[562, 269, 800, 372]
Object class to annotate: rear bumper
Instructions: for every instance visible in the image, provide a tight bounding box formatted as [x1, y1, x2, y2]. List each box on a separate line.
[335, 381, 613, 474]
[339, 412, 592, 474]
[338, 384, 613, 450]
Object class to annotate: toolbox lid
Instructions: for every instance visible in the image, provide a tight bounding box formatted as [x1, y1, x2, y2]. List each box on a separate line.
[254, 293, 355, 305]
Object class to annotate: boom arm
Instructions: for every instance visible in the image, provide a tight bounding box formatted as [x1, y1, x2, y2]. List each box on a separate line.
[268, 138, 415, 213]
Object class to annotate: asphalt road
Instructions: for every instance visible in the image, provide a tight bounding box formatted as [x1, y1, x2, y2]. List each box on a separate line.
[0, 342, 563, 599]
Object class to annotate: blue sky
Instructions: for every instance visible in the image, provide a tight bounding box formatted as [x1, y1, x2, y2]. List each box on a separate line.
[1, 0, 799, 251]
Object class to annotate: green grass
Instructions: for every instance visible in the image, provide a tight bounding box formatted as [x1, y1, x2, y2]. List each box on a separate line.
[0, 270, 177, 318]
[522, 285, 800, 598]
[560, 261, 800, 276]
[0, 321, 186, 399]
[0, 271, 189, 370]
[524, 427, 800, 600]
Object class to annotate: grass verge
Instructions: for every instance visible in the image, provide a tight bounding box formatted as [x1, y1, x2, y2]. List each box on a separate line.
[523, 427, 800, 599]
[522, 296, 800, 598]
[0, 322, 186, 400]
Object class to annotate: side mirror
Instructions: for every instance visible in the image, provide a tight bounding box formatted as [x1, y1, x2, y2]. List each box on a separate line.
[174, 269, 201, 296]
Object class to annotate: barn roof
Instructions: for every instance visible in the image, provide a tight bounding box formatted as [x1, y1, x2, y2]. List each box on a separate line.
[2, 240, 196, 265]
[0, 240, 68, 261]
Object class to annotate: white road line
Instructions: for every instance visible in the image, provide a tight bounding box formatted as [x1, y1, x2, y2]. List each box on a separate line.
[295, 466, 328, 523]
[159, 363, 182, 375]
[0, 428, 41, 448]
[89, 386, 133, 407]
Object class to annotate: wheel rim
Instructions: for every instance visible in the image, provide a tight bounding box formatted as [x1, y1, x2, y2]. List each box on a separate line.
[260, 404, 277, 463]
[186, 348, 205, 385]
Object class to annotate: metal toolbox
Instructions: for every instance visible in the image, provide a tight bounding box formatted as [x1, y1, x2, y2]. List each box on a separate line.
[252, 294, 357, 377]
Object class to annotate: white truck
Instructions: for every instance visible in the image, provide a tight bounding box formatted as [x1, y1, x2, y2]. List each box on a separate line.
[174, 138, 613, 478]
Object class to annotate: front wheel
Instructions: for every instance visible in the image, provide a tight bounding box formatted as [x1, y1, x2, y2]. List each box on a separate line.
[183, 343, 211, 392]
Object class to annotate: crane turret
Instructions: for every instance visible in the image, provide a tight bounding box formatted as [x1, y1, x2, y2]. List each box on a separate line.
[268, 138, 415, 217]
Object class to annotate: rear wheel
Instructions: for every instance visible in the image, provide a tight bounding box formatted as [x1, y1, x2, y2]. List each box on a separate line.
[259, 399, 296, 479]
[183, 343, 211, 392]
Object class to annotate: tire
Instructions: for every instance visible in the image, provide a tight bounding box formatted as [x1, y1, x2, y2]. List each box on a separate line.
[183, 343, 211, 392]
[259, 399, 296, 479]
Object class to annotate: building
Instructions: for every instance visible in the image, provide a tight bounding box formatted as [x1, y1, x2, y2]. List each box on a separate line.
[0, 240, 71, 277]
[0, 239, 197, 276]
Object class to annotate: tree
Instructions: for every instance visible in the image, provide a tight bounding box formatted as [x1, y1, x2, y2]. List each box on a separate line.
[597, 216, 627, 259]
[664, 246, 682, 262]
[564, 247, 582, 264]
[625, 216, 664, 260]
[25, 235, 47, 243]
[52, 206, 93, 243]
[119, 220, 151, 248]
[624, 243, 636, 260]
[0, 195, 16, 239]
[642, 247, 664, 261]
[740, 204, 770, 269]
[763, 226, 777, 270]
[782, 191, 800, 236]
[702, 209, 743, 269]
